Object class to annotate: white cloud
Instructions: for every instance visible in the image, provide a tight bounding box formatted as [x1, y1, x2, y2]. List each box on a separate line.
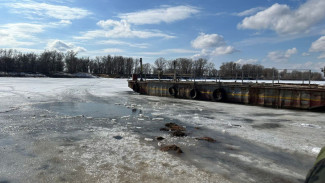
[235, 59, 258, 65]
[98, 40, 149, 49]
[211, 46, 237, 56]
[191, 33, 237, 58]
[49, 20, 72, 27]
[138, 49, 198, 56]
[267, 47, 298, 62]
[46, 40, 86, 53]
[118, 5, 199, 25]
[302, 52, 310, 56]
[75, 20, 175, 39]
[7, 1, 91, 20]
[0, 23, 45, 47]
[191, 33, 226, 49]
[309, 36, 325, 59]
[102, 48, 124, 53]
[238, 0, 325, 35]
[235, 7, 265, 16]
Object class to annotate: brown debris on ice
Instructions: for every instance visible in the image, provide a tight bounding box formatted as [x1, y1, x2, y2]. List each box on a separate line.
[165, 123, 186, 131]
[160, 145, 183, 154]
[195, 137, 216, 143]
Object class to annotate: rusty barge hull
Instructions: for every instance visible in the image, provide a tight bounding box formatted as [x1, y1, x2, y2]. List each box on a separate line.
[128, 80, 325, 110]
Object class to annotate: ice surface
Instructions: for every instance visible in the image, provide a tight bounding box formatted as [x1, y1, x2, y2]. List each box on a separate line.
[0, 78, 324, 183]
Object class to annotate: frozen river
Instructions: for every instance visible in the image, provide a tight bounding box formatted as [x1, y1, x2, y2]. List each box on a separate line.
[0, 78, 324, 183]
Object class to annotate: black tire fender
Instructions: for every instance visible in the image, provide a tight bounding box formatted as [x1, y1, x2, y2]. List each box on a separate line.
[168, 86, 177, 97]
[189, 88, 199, 99]
[212, 88, 226, 102]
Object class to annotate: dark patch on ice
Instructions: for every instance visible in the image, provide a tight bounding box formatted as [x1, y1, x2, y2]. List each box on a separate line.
[156, 136, 165, 141]
[59, 177, 68, 182]
[38, 164, 50, 170]
[268, 119, 291, 123]
[59, 136, 83, 147]
[240, 118, 255, 123]
[0, 180, 11, 183]
[252, 123, 282, 129]
[203, 116, 215, 119]
[113, 135, 123, 140]
[48, 157, 63, 164]
[251, 113, 291, 117]
[160, 127, 169, 131]
[122, 90, 135, 94]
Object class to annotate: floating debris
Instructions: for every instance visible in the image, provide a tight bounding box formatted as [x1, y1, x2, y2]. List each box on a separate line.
[171, 131, 187, 137]
[165, 123, 185, 131]
[160, 145, 183, 154]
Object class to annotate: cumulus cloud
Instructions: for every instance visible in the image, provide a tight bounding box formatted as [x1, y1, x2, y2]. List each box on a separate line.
[47, 40, 86, 53]
[235, 59, 258, 65]
[7, 1, 91, 20]
[191, 33, 226, 49]
[309, 36, 325, 59]
[267, 47, 298, 62]
[191, 33, 237, 58]
[118, 5, 199, 25]
[75, 19, 175, 39]
[0, 23, 44, 46]
[238, 0, 325, 35]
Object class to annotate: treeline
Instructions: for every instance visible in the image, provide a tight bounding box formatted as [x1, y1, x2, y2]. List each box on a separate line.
[219, 62, 323, 80]
[0, 49, 64, 75]
[0, 49, 216, 77]
[0, 49, 137, 76]
[0, 49, 323, 80]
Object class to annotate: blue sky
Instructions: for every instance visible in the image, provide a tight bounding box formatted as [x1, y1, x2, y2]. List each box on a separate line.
[1, 0, 325, 71]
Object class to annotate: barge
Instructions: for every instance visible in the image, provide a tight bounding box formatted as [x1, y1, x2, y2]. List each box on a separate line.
[128, 59, 325, 110]
[128, 79, 325, 110]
